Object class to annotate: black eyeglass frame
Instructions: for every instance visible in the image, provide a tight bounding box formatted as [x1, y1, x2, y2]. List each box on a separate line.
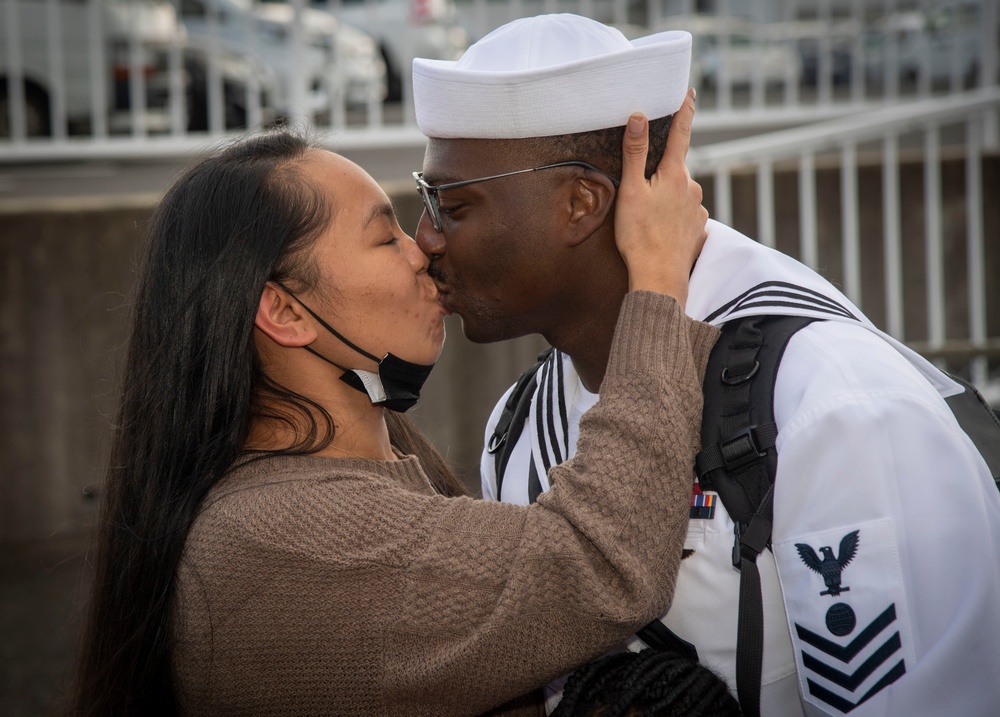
[413, 160, 620, 232]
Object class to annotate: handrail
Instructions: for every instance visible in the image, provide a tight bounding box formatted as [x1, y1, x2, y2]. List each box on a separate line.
[685, 84, 998, 394]
[688, 86, 1000, 172]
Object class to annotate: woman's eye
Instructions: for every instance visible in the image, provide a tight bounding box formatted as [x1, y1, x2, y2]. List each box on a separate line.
[385, 236, 400, 245]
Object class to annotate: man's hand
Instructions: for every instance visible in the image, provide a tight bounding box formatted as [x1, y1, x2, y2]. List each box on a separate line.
[613, 88, 707, 308]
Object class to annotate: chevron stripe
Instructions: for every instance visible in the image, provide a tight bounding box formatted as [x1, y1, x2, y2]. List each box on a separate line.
[795, 604, 906, 713]
[806, 660, 906, 713]
[802, 632, 902, 690]
[795, 604, 897, 662]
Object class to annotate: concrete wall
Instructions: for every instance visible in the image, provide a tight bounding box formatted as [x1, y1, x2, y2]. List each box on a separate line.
[0, 192, 549, 545]
[1, 155, 997, 545]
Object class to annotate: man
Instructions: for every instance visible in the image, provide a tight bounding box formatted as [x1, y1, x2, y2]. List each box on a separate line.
[411, 14, 1000, 717]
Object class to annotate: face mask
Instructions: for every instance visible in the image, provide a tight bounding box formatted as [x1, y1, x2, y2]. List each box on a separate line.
[275, 285, 434, 413]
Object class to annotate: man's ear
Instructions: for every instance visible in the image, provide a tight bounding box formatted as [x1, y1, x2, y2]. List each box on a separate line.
[565, 174, 616, 247]
[254, 282, 317, 347]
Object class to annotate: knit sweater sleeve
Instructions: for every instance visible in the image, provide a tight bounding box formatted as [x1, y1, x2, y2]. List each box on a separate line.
[172, 292, 717, 717]
[400, 292, 716, 711]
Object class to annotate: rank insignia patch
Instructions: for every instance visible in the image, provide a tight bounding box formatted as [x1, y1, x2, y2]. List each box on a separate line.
[689, 483, 716, 519]
[795, 530, 860, 597]
[795, 603, 905, 712]
[774, 519, 915, 714]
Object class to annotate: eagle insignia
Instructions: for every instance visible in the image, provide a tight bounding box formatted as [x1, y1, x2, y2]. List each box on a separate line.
[796, 530, 860, 597]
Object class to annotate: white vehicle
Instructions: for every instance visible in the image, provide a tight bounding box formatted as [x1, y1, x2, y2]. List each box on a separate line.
[0, 0, 280, 138]
[900, 1, 983, 87]
[653, 15, 803, 89]
[184, 39, 280, 131]
[0, 0, 178, 137]
[327, 0, 468, 101]
[178, 0, 386, 116]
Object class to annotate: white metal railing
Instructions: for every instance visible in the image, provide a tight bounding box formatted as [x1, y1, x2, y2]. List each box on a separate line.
[2, 0, 998, 160]
[2, 1, 998, 388]
[688, 85, 1000, 392]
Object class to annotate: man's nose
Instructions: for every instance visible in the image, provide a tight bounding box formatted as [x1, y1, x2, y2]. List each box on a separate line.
[415, 211, 446, 259]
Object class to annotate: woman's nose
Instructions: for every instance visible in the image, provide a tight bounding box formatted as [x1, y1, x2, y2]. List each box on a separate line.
[415, 211, 446, 259]
[404, 233, 431, 272]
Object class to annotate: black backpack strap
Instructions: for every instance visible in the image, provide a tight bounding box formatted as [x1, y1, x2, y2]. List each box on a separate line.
[635, 619, 699, 661]
[943, 372, 1000, 486]
[487, 348, 554, 499]
[695, 314, 817, 717]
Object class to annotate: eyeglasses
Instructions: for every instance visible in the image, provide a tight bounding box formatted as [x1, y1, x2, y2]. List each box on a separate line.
[413, 160, 620, 232]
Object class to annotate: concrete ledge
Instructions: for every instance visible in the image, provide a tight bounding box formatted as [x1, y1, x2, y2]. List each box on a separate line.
[1, 154, 997, 545]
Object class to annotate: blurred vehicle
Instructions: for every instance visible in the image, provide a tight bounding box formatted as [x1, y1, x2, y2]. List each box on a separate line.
[0, 0, 279, 138]
[0, 0, 178, 137]
[327, 0, 468, 102]
[771, 18, 859, 87]
[901, 1, 983, 86]
[183, 41, 279, 131]
[178, 0, 386, 115]
[865, 2, 983, 89]
[653, 15, 802, 89]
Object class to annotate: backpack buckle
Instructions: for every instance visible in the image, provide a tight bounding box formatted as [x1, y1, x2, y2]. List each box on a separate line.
[733, 522, 745, 568]
[486, 431, 506, 454]
[721, 360, 760, 385]
[720, 426, 767, 471]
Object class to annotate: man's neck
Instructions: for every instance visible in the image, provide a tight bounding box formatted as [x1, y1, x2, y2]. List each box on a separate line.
[545, 272, 628, 394]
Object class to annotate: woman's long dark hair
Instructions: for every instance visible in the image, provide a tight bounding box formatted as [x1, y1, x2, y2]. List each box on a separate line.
[552, 649, 742, 717]
[69, 131, 464, 716]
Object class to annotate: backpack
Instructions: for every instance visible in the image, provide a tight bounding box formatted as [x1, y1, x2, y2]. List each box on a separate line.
[488, 314, 1000, 717]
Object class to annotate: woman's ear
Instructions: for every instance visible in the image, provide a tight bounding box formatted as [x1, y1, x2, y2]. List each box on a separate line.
[565, 174, 616, 247]
[254, 282, 317, 347]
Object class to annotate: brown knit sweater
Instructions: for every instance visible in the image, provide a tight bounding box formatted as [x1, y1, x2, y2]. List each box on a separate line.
[171, 291, 718, 716]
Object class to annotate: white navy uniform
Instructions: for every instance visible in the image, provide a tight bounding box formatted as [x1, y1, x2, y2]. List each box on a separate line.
[481, 220, 1000, 716]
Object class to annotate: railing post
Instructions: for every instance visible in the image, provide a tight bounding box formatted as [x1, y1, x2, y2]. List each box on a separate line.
[3, 0, 27, 141]
[883, 132, 904, 340]
[611, 0, 628, 26]
[924, 120, 944, 351]
[840, 142, 861, 305]
[44, 0, 67, 140]
[714, 166, 732, 227]
[818, 0, 833, 108]
[87, 0, 108, 139]
[717, 0, 732, 112]
[884, 0, 900, 102]
[244, 0, 263, 131]
[798, 151, 817, 269]
[167, 0, 186, 137]
[851, 0, 865, 105]
[783, 0, 798, 108]
[128, 0, 148, 138]
[288, 0, 310, 130]
[965, 114, 987, 388]
[981, 0, 999, 149]
[205, 0, 224, 134]
[757, 159, 775, 249]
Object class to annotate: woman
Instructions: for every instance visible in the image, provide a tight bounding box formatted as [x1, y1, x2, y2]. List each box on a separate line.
[70, 96, 715, 715]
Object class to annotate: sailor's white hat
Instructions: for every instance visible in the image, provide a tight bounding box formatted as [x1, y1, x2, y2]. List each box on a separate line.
[412, 13, 691, 139]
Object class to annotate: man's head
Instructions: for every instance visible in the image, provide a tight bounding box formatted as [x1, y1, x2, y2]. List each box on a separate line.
[411, 14, 691, 345]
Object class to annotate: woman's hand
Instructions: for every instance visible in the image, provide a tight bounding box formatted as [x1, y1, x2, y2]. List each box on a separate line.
[614, 88, 707, 308]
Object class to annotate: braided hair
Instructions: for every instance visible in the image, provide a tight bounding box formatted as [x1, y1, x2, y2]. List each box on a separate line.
[552, 649, 742, 717]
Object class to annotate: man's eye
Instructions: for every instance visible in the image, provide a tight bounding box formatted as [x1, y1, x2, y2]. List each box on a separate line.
[439, 203, 463, 216]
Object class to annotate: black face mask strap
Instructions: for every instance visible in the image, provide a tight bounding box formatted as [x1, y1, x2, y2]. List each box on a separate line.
[273, 282, 382, 365]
